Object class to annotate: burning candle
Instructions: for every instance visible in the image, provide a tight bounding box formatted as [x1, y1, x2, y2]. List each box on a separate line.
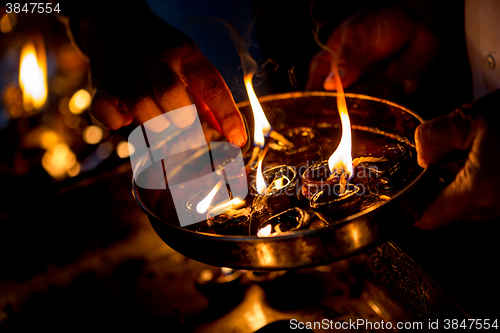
[186, 179, 228, 218]
[179, 25, 417, 238]
[19, 39, 47, 112]
[196, 180, 224, 214]
[251, 164, 296, 197]
[207, 197, 246, 217]
[299, 68, 362, 211]
[268, 127, 320, 166]
[327, 68, 353, 180]
[244, 74, 272, 170]
[245, 76, 271, 148]
[256, 224, 272, 237]
[256, 207, 310, 237]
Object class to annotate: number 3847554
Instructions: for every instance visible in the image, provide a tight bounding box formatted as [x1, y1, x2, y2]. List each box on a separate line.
[6, 3, 61, 14]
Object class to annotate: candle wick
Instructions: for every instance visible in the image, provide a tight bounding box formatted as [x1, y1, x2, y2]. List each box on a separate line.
[270, 131, 294, 148]
[246, 146, 260, 168]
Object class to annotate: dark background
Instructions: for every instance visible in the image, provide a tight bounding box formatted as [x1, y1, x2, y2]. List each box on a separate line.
[0, 0, 498, 330]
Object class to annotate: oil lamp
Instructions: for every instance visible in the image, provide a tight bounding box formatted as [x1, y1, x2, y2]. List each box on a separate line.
[299, 68, 360, 212]
[133, 90, 425, 268]
[299, 69, 413, 213]
[256, 207, 310, 237]
[19, 39, 47, 112]
[268, 127, 321, 167]
[250, 163, 298, 228]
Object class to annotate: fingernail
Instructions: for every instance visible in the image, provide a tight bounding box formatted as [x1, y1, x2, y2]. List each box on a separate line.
[144, 113, 170, 133]
[230, 128, 246, 147]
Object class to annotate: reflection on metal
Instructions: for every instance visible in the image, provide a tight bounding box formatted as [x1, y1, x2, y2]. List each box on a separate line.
[133, 92, 428, 269]
[244, 298, 267, 332]
[193, 242, 469, 332]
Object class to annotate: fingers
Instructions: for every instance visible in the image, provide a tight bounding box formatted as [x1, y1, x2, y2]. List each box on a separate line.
[414, 110, 477, 229]
[122, 76, 170, 133]
[323, 60, 362, 91]
[415, 110, 475, 168]
[306, 50, 332, 91]
[308, 6, 427, 93]
[182, 50, 247, 147]
[147, 65, 195, 128]
[414, 163, 475, 229]
[306, 48, 362, 91]
[91, 89, 133, 130]
[189, 92, 223, 133]
[414, 112, 500, 229]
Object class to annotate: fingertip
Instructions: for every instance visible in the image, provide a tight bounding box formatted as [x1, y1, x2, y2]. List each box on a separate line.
[417, 155, 429, 168]
[91, 91, 131, 130]
[323, 71, 337, 91]
[323, 65, 360, 91]
[228, 127, 247, 147]
[413, 218, 435, 230]
[144, 113, 171, 133]
[415, 124, 430, 168]
[123, 112, 134, 126]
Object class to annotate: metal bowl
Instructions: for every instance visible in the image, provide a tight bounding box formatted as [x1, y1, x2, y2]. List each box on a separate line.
[132, 91, 427, 270]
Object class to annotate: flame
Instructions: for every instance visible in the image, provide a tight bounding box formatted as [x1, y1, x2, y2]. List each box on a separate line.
[208, 197, 245, 216]
[244, 76, 271, 148]
[257, 224, 272, 237]
[272, 175, 290, 189]
[19, 40, 47, 111]
[243, 75, 272, 195]
[196, 180, 223, 214]
[327, 68, 353, 178]
[219, 19, 271, 147]
[255, 150, 268, 195]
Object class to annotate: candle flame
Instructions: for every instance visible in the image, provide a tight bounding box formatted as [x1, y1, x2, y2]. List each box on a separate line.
[220, 267, 234, 275]
[273, 177, 284, 189]
[244, 75, 271, 148]
[196, 180, 223, 214]
[208, 197, 245, 216]
[243, 75, 271, 195]
[327, 68, 353, 179]
[19, 40, 47, 111]
[257, 224, 272, 237]
[256, 157, 267, 195]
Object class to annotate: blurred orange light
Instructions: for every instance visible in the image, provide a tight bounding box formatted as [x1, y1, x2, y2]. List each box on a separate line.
[83, 125, 103, 144]
[0, 13, 14, 33]
[116, 141, 135, 158]
[42, 143, 77, 179]
[67, 162, 81, 177]
[39, 130, 61, 149]
[68, 89, 91, 114]
[19, 40, 47, 111]
[257, 224, 272, 237]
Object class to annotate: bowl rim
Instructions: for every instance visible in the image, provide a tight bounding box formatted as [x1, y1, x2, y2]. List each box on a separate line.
[131, 91, 428, 242]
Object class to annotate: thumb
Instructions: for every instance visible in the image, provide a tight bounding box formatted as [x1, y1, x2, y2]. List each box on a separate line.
[415, 110, 474, 168]
[414, 162, 475, 229]
[323, 60, 363, 91]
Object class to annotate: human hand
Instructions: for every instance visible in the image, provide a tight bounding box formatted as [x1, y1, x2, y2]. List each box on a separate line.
[74, 5, 247, 146]
[414, 90, 500, 229]
[306, 6, 438, 96]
